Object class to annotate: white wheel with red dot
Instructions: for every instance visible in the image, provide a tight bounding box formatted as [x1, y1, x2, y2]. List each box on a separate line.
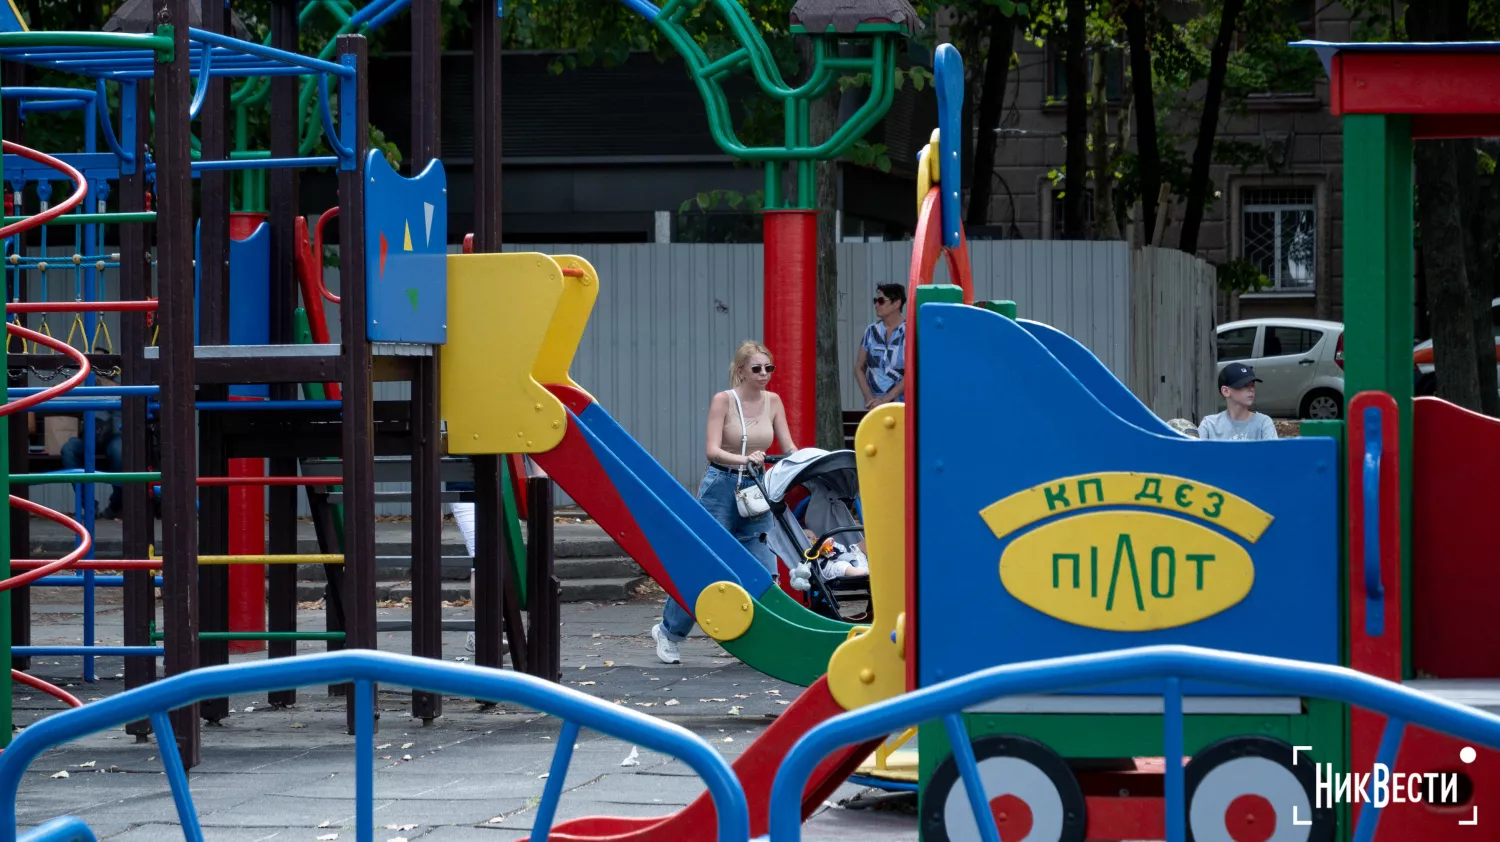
[1184, 736, 1336, 842]
[922, 734, 1086, 842]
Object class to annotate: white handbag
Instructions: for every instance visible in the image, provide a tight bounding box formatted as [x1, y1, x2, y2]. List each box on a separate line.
[728, 389, 771, 518]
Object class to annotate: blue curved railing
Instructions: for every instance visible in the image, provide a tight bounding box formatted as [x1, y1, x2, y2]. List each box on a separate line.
[0, 651, 750, 842]
[767, 645, 1500, 842]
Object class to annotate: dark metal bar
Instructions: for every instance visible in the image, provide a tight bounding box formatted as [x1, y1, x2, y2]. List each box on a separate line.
[336, 34, 376, 735]
[526, 475, 560, 682]
[470, 0, 508, 687]
[195, 0, 231, 723]
[408, 0, 443, 724]
[264, 0, 302, 710]
[304, 483, 348, 697]
[473, 456, 507, 683]
[120, 78, 155, 740]
[155, 0, 201, 769]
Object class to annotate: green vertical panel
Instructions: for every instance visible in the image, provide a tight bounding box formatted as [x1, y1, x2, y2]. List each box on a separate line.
[500, 457, 528, 608]
[1340, 113, 1414, 678]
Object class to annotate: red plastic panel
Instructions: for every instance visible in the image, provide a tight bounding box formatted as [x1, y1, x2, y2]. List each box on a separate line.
[1332, 52, 1500, 116]
[1348, 391, 1402, 683]
[1351, 722, 1494, 839]
[1412, 397, 1500, 677]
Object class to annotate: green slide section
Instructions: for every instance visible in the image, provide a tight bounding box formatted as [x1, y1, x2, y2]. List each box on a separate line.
[718, 590, 854, 686]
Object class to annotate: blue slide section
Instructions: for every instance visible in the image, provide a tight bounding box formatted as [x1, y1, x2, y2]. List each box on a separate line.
[577, 401, 776, 598]
[916, 303, 1340, 697]
[1018, 318, 1186, 437]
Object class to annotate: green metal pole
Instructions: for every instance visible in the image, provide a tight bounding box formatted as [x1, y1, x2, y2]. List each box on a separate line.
[1341, 113, 1414, 678]
[0, 78, 11, 747]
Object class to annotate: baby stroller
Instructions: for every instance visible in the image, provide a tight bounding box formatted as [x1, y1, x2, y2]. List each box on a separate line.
[758, 447, 872, 623]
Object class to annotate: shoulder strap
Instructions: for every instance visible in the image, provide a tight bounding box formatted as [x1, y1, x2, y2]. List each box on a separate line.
[728, 389, 748, 477]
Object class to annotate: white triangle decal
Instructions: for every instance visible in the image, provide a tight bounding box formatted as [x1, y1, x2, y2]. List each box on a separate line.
[424, 202, 435, 246]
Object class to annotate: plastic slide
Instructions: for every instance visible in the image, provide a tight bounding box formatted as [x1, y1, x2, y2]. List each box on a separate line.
[532, 385, 854, 688]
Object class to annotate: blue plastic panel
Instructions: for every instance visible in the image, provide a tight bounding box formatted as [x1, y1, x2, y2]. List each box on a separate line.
[194, 219, 271, 397]
[363, 149, 446, 344]
[915, 304, 1340, 696]
[1017, 318, 1185, 438]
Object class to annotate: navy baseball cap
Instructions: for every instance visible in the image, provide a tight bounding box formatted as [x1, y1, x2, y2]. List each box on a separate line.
[1219, 363, 1262, 390]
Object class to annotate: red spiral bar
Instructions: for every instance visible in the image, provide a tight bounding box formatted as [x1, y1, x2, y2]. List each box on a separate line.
[11, 670, 82, 708]
[11, 560, 160, 571]
[2, 140, 106, 711]
[2, 497, 92, 591]
[0, 323, 90, 417]
[0, 141, 87, 239]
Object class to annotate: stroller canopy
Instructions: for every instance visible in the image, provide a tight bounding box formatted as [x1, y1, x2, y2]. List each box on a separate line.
[763, 448, 859, 502]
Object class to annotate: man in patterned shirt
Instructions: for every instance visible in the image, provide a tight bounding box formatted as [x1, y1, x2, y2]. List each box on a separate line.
[855, 283, 907, 409]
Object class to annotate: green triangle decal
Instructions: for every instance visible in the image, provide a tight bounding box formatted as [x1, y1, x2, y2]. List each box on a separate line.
[405, 288, 419, 310]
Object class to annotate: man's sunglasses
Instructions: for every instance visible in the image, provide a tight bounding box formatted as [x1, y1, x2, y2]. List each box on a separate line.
[750, 365, 775, 374]
[873, 296, 888, 304]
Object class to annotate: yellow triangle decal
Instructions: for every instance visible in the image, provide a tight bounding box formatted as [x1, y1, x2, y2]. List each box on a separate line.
[403, 221, 413, 251]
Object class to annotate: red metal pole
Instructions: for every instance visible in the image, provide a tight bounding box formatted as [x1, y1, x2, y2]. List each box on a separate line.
[761, 210, 817, 451]
[228, 394, 267, 653]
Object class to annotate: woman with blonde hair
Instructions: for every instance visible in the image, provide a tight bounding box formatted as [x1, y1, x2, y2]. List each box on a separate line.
[651, 340, 797, 664]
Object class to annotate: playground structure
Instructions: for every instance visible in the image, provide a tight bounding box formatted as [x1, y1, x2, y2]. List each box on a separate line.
[0, 0, 563, 765]
[4, 9, 1500, 842]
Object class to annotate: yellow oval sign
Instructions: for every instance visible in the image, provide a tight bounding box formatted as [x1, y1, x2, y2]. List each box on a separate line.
[999, 510, 1253, 631]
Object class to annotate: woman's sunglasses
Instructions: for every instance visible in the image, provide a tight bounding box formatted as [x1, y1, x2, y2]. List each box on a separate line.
[873, 296, 888, 305]
[750, 364, 775, 374]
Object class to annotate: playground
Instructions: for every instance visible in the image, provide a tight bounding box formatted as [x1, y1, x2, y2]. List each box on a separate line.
[5, 0, 1500, 840]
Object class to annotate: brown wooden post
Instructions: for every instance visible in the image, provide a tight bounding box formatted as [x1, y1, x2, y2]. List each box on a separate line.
[265, 0, 303, 710]
[526, 475, 560, 682]
[120, 77, 155, 739]
[336, 34, 376, 735]
[409, 0, 444, 724]
[154, 0, 201, 768]
[196, 0, 233, 724]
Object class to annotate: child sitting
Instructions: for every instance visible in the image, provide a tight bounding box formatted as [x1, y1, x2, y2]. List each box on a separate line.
[787, 528, 870, 591]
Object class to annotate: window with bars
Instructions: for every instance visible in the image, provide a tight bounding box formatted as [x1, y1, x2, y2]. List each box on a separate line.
[1241, 187, 1317, 292]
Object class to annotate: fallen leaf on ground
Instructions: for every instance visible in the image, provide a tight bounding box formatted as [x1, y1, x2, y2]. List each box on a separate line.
[620, 747, 640, 767]
[728, 706, 742, 715]
[603, 660, 615, 666]
[77, 761, 95, 768]
[377, 744, 392, 750]
[401, 742, 415, 749]
[664, 699, 679, 706]
[317, 834, 338, 841]
[50, 771, 68, 779]
[699, 698, 727, 703]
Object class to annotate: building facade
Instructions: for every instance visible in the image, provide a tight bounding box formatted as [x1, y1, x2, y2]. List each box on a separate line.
[973, 2, 1356, 325]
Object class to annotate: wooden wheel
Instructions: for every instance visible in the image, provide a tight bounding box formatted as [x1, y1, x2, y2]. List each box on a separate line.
[1185, 736, 1335, 842]
[922, 734, 1086, 842]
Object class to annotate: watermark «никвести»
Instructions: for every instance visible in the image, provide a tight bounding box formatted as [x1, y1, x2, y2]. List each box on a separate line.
[1292, 745, 1479, 826]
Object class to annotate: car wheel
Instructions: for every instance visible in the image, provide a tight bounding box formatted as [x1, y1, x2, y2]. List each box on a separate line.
[1300, 389, 1343, 420]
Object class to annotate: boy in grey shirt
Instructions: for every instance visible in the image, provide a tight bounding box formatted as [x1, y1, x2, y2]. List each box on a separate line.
[1197, 363, 1279, 441]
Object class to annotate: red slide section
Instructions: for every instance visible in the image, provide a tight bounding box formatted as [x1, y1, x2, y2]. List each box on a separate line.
[1411, 396, 1500, 677]
[532, 677, 879, 841]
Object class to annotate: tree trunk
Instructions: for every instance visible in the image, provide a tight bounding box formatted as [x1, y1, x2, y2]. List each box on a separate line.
[806, 42, 844, 450]
[1178, 0, 1246, 255]
[965, 6, 1017, 227]
[1415, 140, 1484, 412]
[1063, 0, 1089, 238]
[1091, 49, 1119, 240]
[1123, 0, 1159, 240]
[1459, 140, 1500, 415]
[1407, 0, 1495, 414]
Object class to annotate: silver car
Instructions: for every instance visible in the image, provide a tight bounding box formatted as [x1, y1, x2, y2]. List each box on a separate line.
[1215, 318, 1345, 420]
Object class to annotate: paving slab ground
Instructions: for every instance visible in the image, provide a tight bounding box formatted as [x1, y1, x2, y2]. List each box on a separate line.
[10, 583, 921, 841]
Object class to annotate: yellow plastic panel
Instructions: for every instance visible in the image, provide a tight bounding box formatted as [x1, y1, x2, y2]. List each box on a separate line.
[441, 252, 567, 454]
[533, 254, 600, 400]
[827, 404, 908, 711]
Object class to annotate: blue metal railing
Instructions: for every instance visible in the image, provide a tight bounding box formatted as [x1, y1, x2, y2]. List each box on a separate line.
[767, 645, 1500, 842]
[18, 817, 95, 842]
[0, 651, 750, 842]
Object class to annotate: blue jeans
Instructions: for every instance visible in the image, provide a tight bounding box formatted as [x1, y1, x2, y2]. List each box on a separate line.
[61, 434, 123, 512]
[660, 465, 776, 642]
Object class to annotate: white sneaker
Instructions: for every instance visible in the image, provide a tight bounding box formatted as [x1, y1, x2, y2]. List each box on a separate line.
[651, 623, 680, 664]
[466, 632, 475, 653]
